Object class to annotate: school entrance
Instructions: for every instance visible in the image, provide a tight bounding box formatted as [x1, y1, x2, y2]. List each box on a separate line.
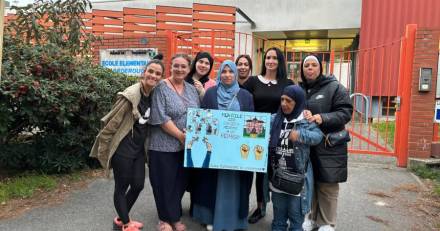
[169, 25, 417, 167]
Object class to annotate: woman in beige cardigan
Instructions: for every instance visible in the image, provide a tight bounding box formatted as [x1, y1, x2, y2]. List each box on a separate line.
[90, 55, 164, 231]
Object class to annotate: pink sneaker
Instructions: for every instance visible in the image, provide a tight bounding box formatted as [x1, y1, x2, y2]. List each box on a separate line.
[157, 221, 173, 231]
[122, 223, 140, 231]
[173, 221, 186, 231]
[113, 217, 144, 230]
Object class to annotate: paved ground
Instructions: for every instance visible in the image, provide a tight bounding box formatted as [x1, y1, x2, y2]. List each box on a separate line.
[0, 154, 425, 231]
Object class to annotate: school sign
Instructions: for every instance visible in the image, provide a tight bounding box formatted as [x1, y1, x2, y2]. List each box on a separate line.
[99, 48, 157, 77]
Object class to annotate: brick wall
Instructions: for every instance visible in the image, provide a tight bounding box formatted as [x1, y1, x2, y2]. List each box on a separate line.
[93, 34, 171, 77]
[408, 28, 440, 158]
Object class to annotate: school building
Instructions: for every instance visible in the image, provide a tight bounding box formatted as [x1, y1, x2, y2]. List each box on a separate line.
[5, 0, 440, 163]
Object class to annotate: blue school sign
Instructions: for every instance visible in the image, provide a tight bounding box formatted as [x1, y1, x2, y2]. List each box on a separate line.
[99, 48, 157, 77]
[184, 108, 271, 173]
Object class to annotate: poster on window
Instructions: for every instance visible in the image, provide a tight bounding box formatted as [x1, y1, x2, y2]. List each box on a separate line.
[184, 108, 271, 173]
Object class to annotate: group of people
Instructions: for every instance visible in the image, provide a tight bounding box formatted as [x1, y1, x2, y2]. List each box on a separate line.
[90, 47, 353, 231]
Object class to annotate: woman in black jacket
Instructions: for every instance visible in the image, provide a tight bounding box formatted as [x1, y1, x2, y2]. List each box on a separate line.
[299, 55, 353, 231]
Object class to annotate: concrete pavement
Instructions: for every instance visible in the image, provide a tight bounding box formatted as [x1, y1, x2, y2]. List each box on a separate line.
[0, 154, 425, 231]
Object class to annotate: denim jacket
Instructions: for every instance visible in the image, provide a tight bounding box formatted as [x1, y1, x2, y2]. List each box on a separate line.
[269, 114, 323, 215]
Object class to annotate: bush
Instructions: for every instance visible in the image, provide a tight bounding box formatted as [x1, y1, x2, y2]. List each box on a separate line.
[0, 0, 133, 173]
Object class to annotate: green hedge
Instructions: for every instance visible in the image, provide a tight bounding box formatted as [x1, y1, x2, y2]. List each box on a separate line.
[0, 0, 133, 173]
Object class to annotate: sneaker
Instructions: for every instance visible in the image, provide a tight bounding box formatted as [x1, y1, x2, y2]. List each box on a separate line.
[248, 208, 265, 224]
[122, 223, 140, 231]
[113, 217, 144, 230]
[206, 224, 213, 231]
[318, 225, 335, 231]
[157, 221, 173, 231]
[302, 217, 318, 231]
[173, 221, 186, 231]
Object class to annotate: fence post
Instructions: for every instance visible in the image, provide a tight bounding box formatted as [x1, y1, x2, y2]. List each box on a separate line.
[330, 49, 335, 75]
[166, 30, 175, 78]
[396, 24, 417, 167]
[210, 30, 216, 57]
[394, 36, 406, 162]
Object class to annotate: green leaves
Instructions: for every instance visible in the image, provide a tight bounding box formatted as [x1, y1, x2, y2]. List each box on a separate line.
[0, 0, 133, 173]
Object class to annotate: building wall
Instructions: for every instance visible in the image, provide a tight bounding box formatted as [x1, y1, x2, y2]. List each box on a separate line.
[359, 0, 440, 96]
[91, 0, 362, 32]
[408, 28, 440, 158]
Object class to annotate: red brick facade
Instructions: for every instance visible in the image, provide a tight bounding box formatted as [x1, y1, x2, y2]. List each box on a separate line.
[408, 28, 440, 158]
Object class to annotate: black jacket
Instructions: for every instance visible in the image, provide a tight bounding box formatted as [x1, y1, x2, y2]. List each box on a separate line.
[300, 75, 353, 183]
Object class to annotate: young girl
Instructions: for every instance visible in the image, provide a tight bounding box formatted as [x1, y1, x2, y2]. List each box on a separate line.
[186, 51, 216, 98]
[269, 85, 322, 231]
[90, 55, 164, 231]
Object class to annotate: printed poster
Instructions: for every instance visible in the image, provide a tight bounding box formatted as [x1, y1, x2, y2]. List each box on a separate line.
[184, 108, 271, 173]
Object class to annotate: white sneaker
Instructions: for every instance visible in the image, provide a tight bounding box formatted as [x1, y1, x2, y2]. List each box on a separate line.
[302, 218, 318, 231]
[206, 224, 213, 231]
[318, 225, 335, 231]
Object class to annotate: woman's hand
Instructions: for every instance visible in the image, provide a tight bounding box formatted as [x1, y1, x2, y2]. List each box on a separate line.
[303, 110, 322, 125]
[178, 130, 186, 145]
[194, 80, 205, 96]
[289, 130, 300, 142]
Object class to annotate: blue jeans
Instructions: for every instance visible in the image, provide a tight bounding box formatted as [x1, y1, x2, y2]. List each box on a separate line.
[271, 191, 304, 231]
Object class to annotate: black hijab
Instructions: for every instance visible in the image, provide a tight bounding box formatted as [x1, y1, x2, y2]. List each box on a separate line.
[300, 54, 324, 89]
[269, 85, 306, 148]
[185, 51, 214, 86]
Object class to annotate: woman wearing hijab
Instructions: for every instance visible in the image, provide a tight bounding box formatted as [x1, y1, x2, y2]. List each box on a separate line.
[190, 60, 254, 231]
[186, 51, 216, 98]
[299, 55, 353, 231]
[269, 85, 322, 231]
[244, 47, 294, 224]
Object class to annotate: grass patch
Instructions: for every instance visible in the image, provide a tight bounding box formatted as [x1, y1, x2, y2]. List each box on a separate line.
[371, 121, 395, 147]
[0, 174, 57, 203]
[410, 165, 440, 196]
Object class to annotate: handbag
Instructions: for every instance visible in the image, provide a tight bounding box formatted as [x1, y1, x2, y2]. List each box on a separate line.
[271, 167, 305, 195]
[324, 129, 351, 147]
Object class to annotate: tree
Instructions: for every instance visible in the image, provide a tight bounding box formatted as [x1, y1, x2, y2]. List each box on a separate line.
[0, 0, 133, 173]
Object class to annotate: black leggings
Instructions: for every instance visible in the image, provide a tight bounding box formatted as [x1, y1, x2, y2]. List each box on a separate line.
[256, 172, 265, 204]
[111, 153, 145, 224]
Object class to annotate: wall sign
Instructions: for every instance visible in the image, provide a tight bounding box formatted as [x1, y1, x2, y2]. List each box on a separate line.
[435, 100, 440, 123]
[99, 48, 157, 77]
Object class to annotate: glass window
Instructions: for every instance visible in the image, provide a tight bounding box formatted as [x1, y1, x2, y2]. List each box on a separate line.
[286, 39, 329, 52]
[330, 39, 354, 51]
[263, 40, 285, 52]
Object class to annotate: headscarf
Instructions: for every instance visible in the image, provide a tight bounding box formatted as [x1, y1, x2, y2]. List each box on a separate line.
[186, 51, 214, 86]
[269, 85, 306, 148]
[300, 54, 323, 89]
[216, 60, 240, 111]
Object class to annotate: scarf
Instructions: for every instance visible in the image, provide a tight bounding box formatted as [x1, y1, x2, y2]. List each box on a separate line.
[216, 60, 240, 111]
[269, 85, 306, 148]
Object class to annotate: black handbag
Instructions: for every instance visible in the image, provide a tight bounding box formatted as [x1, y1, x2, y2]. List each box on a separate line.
[324, 129, 351, 147]
[271, 167, 305, 195]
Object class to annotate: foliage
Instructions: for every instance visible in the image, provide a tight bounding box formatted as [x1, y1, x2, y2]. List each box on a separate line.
[411, 165, 440, 196]
[0, 173, 57, 203]
[0, 0, 132, 173]
[371, 121, 395, 147]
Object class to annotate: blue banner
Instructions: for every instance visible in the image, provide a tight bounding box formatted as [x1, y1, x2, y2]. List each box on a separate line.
[184, 108, 271, 173]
